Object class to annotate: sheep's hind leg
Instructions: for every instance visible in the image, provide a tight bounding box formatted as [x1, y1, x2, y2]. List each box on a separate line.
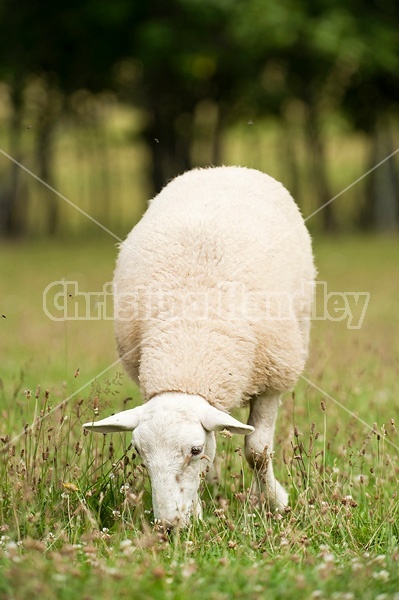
[244, 393, 288, 513]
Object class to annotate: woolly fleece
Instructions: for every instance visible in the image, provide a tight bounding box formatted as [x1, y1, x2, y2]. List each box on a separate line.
[114, 166, 316, 412]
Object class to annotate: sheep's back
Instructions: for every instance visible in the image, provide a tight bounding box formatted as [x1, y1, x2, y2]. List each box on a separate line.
[114, 167, 315, 409]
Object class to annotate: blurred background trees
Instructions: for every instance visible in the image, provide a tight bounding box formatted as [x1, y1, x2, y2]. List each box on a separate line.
[0, 0, 397, 237]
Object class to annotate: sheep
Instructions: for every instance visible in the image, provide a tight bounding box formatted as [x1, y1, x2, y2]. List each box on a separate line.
[83, 166, 316, 527]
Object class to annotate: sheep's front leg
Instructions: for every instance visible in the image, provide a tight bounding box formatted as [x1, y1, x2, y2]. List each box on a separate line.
[245, 394, 288, 512]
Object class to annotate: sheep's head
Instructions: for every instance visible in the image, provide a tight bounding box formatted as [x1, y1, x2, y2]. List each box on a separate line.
[83, 393, 253, 527]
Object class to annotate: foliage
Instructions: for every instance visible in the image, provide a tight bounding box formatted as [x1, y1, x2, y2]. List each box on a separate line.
[0, 0, 398, 235]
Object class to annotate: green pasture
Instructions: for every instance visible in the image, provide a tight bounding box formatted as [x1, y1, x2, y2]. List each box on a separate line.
[0, 234, 399, 599]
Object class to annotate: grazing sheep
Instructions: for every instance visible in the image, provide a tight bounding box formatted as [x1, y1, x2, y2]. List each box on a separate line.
[84, 166, 315, 527]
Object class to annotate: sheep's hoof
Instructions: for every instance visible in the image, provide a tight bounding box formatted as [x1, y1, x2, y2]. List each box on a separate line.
[249, 479, 289, 514]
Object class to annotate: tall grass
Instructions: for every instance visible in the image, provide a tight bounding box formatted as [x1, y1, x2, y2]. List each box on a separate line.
[0, 236, 399, 598]
[0, 376, 399, 598]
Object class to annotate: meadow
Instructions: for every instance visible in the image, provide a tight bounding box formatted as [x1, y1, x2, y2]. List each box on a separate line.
[0, 233, 399, 599]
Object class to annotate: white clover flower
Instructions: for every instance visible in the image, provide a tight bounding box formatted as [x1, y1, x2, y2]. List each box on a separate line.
[6, 541, 17, 551]
[280, 538, 289, 547]
[323, 553, 335, 564]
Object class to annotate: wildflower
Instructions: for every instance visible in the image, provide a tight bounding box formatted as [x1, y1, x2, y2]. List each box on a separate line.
[103, 567, 120, 577]
[373, 570, 389, 582]
[354, 474, 368, 485]
[152, 566, 166, 579]
[351, 560, 362, 572]
[62, 482, 78, 492]
[280, 537, 289, 547]
[323, 553, 335, 564]
[220, 429, 232, 438]
[341, 495, 357, 507]
[181, 561, 197, 578]
[6, 541, 17, 552]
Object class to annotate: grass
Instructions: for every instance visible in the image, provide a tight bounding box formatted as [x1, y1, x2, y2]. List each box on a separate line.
[0, 234, 399, 599]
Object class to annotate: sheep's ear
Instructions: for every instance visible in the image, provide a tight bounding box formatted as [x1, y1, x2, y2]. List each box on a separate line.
[200, 405, 254, 435]
[83, 406, 143, 434]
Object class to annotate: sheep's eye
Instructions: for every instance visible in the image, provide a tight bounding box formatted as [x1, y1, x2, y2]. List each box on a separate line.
[191, 446, 203, 456]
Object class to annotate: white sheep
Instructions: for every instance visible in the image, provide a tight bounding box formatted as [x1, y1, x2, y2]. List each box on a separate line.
[83, 166, 315, 527]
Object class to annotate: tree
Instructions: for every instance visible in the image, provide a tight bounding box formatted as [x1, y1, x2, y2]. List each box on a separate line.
[0, 0, 397, 235]
[0, 0, 135, 235]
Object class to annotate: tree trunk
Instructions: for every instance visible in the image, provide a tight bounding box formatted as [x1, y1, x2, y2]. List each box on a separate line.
[369, 119, 398, 231]
[211, 103, 222, 166]
[279, 112, 300, 203]
[0, 84, 27, 237]
[304, 104, 336, 232]
[36, 115, 58, 235]
[144, 103, 194, 194]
